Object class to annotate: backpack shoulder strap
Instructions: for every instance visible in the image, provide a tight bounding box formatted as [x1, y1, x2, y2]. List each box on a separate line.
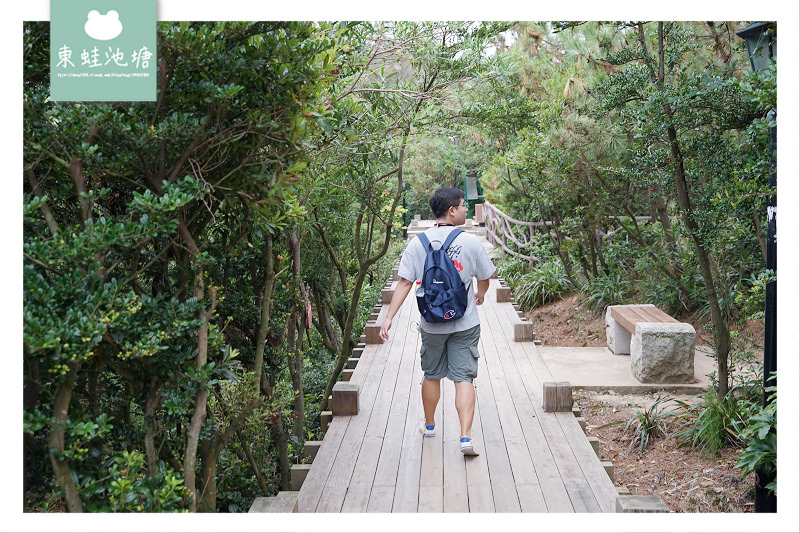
[442, 228, 463, 251]
[416, 232, 431, 251]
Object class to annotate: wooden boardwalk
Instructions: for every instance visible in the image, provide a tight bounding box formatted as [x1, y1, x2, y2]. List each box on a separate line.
[293, 275, 621, 513]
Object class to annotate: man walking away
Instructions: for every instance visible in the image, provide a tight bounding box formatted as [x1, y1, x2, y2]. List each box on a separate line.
[379, 187, 495, 455]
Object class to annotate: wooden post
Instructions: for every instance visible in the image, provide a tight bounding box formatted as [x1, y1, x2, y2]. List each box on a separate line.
[364, 323, 382, 344]
[542, 382, 573, 412]
[331, 382, 359, 416]
[496, 286, 512, 303]
[380, 287, 394, 304]
[514, 322, 534, 342]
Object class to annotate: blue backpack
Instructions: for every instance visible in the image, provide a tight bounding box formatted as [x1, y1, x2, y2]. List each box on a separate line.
[416, 229, 469, 323]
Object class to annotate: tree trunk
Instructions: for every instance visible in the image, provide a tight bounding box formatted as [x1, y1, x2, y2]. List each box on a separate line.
[197, 439, 219, 512]
[48, 362, 84, 512]
[253, 233, 276, 395]
[178, 218, 217, 512]
[287, 230, 305, 443]
[144, 379, 162, 476]
[651, 22, 730, 398]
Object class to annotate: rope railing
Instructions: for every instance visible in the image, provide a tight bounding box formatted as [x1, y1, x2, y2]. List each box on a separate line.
[483, 201, 548, 263]
[483, 201, 658, 263]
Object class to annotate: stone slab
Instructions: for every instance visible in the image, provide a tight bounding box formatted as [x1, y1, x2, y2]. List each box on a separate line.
[616, 495, 671, 513]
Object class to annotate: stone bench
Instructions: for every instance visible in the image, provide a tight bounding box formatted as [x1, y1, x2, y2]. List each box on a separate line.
[605, 304, 695, 383]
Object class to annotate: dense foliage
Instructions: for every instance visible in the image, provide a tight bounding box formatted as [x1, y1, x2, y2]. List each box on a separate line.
[23, 20, 778, 512]
[23, 20, 509, 512]
[449, 21, 776, 495]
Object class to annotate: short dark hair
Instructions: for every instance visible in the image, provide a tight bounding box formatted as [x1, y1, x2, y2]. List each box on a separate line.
[429, 187, 465, 218]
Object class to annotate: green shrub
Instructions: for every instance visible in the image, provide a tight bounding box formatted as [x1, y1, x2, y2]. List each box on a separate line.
[580, 272, 631, 313]
[496, 256, 530, 287]
[736, 372, 777, 495]
[673, 384, 761, 457]
[601, 396, 675, 454]
[513, 259, 569, 310]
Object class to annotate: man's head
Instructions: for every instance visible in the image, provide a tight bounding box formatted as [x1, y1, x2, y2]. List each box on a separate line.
[429, 187, 467, 221]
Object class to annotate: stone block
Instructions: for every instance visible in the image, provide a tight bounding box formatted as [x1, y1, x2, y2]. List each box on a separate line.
[631, 322, 695, 383]
[291, 464, 312, 491]
[605, 304, 655, 355]
[320, 411, 332, 432]
[249, 491, 299, 513]
[543, 382, 573, 412]
[616, 495, 671, 513]
[514, 322, 534, 342]
[331, 382, 359, 416]
[601, 461, 614, 482]
[303, 441, 322, 463]
[588, 436, 600, 456]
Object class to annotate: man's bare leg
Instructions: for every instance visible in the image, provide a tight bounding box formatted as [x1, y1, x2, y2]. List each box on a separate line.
[454, 380, 476, 439]
[421, 378, 441, 427]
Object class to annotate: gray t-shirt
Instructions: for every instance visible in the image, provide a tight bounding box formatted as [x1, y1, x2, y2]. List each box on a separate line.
[398, 227, 496, 334]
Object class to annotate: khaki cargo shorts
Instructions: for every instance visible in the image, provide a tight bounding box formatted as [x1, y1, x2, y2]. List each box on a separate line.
[419, 325, 481, 383]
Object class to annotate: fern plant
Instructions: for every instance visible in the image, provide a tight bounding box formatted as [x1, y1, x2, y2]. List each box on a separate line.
[513, 259, 569, 310]
[623, 396, 675, 454]
[580, 272, 631, 313]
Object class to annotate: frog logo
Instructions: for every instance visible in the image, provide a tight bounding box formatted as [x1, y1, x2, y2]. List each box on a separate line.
[84, 10, 123, 41]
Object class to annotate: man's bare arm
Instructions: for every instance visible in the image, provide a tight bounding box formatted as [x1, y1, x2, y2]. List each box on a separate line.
[379, 278, 414, 341]
[475, 279, 490, 305]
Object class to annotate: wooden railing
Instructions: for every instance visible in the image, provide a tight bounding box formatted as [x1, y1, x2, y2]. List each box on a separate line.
[483, 201, 552, 263]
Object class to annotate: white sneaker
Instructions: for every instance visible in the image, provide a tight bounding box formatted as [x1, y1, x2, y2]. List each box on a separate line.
[421, 424, 435, 437]
[460, 438, 479, 456]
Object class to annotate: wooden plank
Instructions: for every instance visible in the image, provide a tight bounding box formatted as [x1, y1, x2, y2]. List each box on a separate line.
[637, 306, 679, 323]
[564, 482, 603, 513]
[610, 307, 642, 333]
[316, 310, 398, 512]
[369, 295, 420, 512]
[556, 411, 618, 512]
[418, 392, 444, 512]
[418, 485, 443, 513]
[516, 484, 548, 513]
[295, 416, 351, 512]
[464, 405, 495, 512]
[365, 485, 395, 513]
[493, 298, 578, 512]
[391, 293, 426, 512]
[611, 305, 679, 335]
[442, 375, 469, 513]
[340, 298, 409, 512]
[470, 306, 522, 512]
[481, 299, 572, 512]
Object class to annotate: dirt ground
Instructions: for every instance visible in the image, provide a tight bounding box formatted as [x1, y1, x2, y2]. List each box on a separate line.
[526, 294, 758, 513]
